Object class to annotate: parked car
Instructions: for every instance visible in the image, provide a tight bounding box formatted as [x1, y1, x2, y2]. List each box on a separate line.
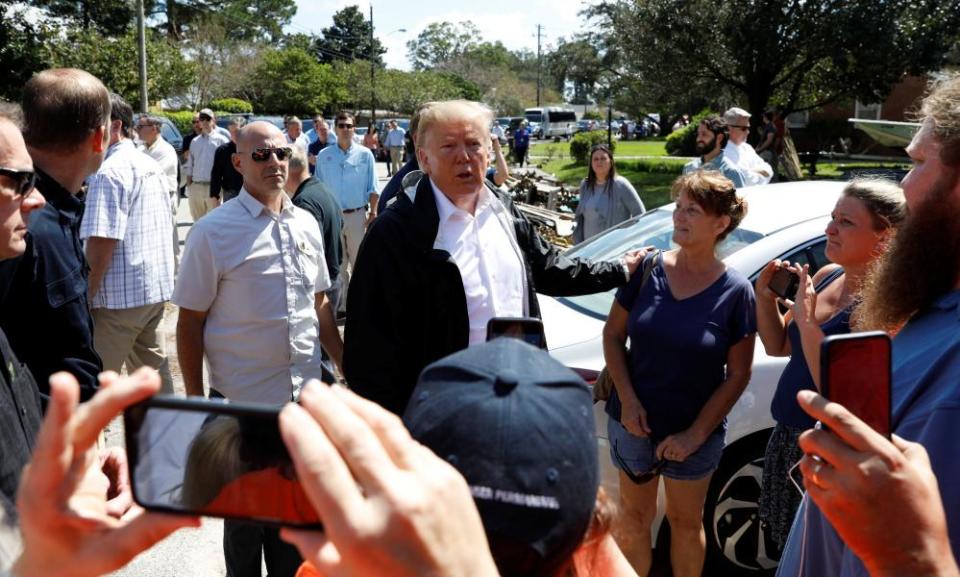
[541, 180, 847, 576]
[156, 117, 184, 154]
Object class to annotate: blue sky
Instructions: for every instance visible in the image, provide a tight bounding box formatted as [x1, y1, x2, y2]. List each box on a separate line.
[290, 0, 590, 70]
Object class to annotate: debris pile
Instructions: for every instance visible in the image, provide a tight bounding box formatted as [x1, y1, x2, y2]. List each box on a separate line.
[503, 168, 577, 248]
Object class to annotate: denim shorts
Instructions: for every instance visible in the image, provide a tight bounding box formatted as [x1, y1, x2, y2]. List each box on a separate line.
[607, 417, 725, 481]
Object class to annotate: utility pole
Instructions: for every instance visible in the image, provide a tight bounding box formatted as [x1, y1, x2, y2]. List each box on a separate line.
[370, 4, 376, 128]
[536, 24, 542, 107]
[136, 0, 148, 113]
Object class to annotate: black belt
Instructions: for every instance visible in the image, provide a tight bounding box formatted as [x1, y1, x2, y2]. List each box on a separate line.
[343, 204, 369, 214]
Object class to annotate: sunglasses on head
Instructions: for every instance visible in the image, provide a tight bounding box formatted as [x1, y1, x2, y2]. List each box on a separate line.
[613, 439, 667, 485]
[0, 167, 37, 197]
[243, 147, 294, 162]
[336, 123, 354, 129]
[199, 115, 212, 122]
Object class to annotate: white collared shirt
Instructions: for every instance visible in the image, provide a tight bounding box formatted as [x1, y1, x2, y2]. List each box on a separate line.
[724, 140, 772, 186]
[186, 131, 229, 182]
[142, 136, 179, 195]
[172, 188, 331, 404]
[431, 180, 525, 345]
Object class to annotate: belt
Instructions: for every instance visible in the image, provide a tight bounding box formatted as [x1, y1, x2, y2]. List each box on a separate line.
[343, 204, 369, 214]
[192, 181, 210, 185]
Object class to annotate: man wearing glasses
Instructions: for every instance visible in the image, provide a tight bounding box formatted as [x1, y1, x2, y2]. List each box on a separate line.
[314, 111, 378, 316]
[722, 107, 772, 186]
[0, 68, 110, 401]
[184, 107, 228, 221]
[175, 120, 342, 575]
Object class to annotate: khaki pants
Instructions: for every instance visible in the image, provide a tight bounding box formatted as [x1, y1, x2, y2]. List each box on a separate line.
[92, 302, 174, 394]
[389, 146, 404, 175]
[338, 208, 368, 313]
[187, 182, 211, 222]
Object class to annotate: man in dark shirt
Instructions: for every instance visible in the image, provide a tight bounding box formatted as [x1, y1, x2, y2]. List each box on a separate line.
[0, 68, 112, 401]
[210, 116, 245, 204]
[0, 104, 48, 517]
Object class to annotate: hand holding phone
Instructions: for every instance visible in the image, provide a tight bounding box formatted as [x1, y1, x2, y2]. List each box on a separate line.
[768, 266, 801, 301]
[486, 317, 547, 349]
[820, 332, 892, 438]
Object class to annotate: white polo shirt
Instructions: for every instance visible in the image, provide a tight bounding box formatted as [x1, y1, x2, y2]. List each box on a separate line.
[431, 180, 525, 345]
[173, 188, 331, 404]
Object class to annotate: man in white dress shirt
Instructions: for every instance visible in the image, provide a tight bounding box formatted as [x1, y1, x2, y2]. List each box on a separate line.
[173, 120, 343, 577]
[344, 100, 642, 415]
[723, 107, 772, 186]
[184, 107, 228, 221]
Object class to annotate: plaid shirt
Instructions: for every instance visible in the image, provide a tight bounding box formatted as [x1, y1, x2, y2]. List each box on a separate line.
[80, 139, 175, 309]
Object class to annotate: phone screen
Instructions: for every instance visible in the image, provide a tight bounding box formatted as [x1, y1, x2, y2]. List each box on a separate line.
[486, 317, 547, 349]
[124, 397, 321, 528]
[768, 267, 800, 301]
[821, 332, 891, 438]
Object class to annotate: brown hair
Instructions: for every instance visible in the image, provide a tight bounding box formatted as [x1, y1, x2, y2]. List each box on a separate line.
[671, 170, 747, 242]
[22, 68, 110, 152]
[841, 178, 906, 231]
[334, 110, 354, 123]
[586, 144, 617, 192]
[919, 74, 960, 167]
[700, 114, 730, 148]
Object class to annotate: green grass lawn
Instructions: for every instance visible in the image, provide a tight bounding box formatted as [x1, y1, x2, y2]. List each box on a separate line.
[540, 158, 686, 208]
[530, 138, 669, 160]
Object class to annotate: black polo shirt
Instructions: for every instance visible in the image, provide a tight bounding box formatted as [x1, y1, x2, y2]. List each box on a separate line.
[0, 169, 102, 401]
[0, 327, 42, 519]
[291, 176, 343, 281]
[210, 140, 243, 199]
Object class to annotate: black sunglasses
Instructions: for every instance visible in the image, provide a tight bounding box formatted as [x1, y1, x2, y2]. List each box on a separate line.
[336, 123, 354, 129]
[241, 147, 293, 162]
[0, 167, 37, 197]
[613, 439, 667, 485]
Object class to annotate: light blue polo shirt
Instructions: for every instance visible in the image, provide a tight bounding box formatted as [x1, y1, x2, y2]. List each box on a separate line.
[777, 290, 960, 577]
[315, 143, 377, 211]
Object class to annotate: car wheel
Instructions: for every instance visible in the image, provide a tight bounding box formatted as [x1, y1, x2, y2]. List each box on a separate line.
[703, 430, 780, 576]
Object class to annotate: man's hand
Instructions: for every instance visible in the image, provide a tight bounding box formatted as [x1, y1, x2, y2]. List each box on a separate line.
[279, 382, 500, 577]
[364, 210, 377, 229]
[621, 246, 656, 276]
[796, 390, 960, 577]
[12, 369, 200, 577]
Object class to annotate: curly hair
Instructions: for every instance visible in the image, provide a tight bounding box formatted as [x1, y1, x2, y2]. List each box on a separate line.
[920, 73, 960, 167]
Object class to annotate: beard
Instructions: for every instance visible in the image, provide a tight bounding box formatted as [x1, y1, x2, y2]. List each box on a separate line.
[855, 171, 960, 331]
[695, 135, 718, 157]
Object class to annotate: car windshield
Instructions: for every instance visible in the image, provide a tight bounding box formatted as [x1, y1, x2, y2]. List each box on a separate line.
[556, 209, 764, 317]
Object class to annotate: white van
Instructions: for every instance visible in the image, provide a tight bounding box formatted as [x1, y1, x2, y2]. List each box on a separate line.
[524, 107, 577, 139]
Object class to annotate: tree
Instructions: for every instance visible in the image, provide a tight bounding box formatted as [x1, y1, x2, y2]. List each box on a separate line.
[49, 27, 196, 106]
[248, 47, 347, 114]
[181, 16, 266, 108]
[587, 0, 960, 124]
[331, 59, 479, 115]
[546, 37, 604, 104]
[145, 0, 295, 42]
[0, 3, 52, 100]
[313, 5, 385, 65]
[33, 0, 133, 35]
[406, 21, 480, 71]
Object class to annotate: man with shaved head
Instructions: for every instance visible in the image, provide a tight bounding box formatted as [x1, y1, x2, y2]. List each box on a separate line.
[345, 99, 644, 415]
[173, 120, 342, 577]
[0, 68, 111, 402]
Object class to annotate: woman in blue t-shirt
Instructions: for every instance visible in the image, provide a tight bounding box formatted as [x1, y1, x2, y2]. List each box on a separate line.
[602, 170, 757, 577]
[755, 179, 905, 549]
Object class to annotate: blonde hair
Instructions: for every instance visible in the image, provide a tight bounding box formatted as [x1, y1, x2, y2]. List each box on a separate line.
[180, 417, 244, 509]
[920, 74, 960, 166]
[415, 100, 493, 148]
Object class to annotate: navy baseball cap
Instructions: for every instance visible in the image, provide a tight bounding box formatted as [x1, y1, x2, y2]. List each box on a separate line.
[403, 338, 598, 577]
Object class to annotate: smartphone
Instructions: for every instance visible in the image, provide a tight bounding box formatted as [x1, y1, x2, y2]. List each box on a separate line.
[124, 396, 321, 528]
[820, 331, 892, 438]
[768, 267, 800, 301]
[486, 316, 547, 349]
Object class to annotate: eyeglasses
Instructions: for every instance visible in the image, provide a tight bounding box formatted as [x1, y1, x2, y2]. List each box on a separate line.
[613, 439, 667, 485]
[240, 147, 293, 162]
[199, 116, 212, 122]
[0, 167, 37, 197]
[135, 124, 155, 131]
[336, 123, 354, 129]
[731, 125, 750, 130]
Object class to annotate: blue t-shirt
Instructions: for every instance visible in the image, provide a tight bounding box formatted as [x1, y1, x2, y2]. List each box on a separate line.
[604, 256, 757, 438]
[514, 128, 530, 149]
[776, 290, 960, 577]
[771, 268, 850, 428]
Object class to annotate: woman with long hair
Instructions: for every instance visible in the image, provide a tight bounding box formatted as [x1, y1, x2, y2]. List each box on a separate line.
[573, 144, 645, 243]
[755, 178, 906, 549]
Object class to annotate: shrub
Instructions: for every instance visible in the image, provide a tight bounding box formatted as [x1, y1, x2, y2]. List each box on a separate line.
[159, 110, 196, 135]
[569, 130, 615, 165]
[632, 158, 686, 174]
[210, 98, 253, 114]
[664, 108, 716, 157]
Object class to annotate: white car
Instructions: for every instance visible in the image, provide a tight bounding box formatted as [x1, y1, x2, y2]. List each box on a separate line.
[541, 180, 848, 576]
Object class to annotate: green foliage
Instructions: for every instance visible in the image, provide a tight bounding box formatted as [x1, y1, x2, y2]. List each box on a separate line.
[144, 0, 295, 42]
[569, 131, 616, 165]
[314, 5, 385, 65]
[581, 110, 604, 120]
[0, 6, 52, 101]
[34, 0, 134, 35]
[331, 60, 480, 114]
[407, 21, 480, 71]
[664, 109, 715, 157]
[249, 48, 346, 114]
[632, 158, 685, 174]
[210, 98, 253, 113]
[159, 110, 197, 135]
[546, 37, 603, 104]
[49, 28, 196, 107]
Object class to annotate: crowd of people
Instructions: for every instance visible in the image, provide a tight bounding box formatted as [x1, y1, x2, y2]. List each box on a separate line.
[0, 65, 959, 577]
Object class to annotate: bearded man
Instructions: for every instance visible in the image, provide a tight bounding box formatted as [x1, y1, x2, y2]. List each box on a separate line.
[681, 115, 745, 188]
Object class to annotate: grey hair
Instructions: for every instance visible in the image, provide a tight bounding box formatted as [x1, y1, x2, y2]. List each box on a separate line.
[288, 145, 309, 172]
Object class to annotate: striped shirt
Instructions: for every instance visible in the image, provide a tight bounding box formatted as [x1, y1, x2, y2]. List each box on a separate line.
[80, 139, 175, 309]
[187, 131, 229, 182]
